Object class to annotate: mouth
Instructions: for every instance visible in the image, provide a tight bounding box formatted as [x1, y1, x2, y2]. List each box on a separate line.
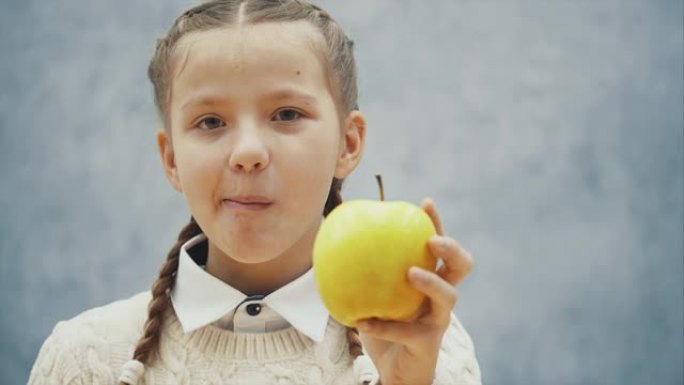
[222, 196, 273, 211]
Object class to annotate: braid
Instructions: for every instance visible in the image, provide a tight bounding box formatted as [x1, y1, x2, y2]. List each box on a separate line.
[346, 327, 364, 357]
[291, 2, 366, 365]
[347, 328, 376, 384]
[118, 217, 202, 385]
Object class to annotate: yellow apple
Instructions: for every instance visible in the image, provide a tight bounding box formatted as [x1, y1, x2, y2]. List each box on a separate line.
[313, 198, 437, 327]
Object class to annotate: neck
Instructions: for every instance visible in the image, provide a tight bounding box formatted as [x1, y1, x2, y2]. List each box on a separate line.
[205, 218, 321, 296]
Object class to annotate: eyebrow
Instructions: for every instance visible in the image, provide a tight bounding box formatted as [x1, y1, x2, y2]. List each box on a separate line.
[180, 94, 230, 111]
[180, 88, 319, 111]
[266, 89, 318, 106]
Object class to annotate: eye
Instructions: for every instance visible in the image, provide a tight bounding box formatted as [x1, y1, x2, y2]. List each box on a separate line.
[195, 116, 226, 130]
[272, 108, 303, 122]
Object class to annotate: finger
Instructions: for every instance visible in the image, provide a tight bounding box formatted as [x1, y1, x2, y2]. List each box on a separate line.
[428, 235, 473, 286]
[357, 317, 436, 347]
[421, 198, 444, 235]
[408, 266, 458, 316]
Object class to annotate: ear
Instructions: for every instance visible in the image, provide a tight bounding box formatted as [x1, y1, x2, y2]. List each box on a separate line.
[156, 129, 183, 193]
[334, 110, 366, 179]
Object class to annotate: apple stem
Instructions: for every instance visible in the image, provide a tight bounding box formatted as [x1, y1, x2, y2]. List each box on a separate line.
[375, 173, 385, 201]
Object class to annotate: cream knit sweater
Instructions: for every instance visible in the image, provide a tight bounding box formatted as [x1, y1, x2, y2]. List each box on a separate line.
[28, 291, 482, 384]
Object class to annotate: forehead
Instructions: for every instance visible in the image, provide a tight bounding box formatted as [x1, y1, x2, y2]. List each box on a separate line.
[170, 21, 332, 104]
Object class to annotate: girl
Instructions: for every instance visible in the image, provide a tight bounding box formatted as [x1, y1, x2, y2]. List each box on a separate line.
[28, 1, 481, 384]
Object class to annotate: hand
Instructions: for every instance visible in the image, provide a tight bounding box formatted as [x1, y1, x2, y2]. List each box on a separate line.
[356, 198, 473, 385]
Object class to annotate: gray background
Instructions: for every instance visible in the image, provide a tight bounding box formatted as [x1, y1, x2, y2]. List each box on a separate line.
[1, 0, 682, 384]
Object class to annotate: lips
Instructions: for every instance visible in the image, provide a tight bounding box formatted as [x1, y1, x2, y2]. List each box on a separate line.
[222, 196, 273, 210]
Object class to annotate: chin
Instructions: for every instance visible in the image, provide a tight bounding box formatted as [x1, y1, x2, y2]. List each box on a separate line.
[218, 236, 282, 264]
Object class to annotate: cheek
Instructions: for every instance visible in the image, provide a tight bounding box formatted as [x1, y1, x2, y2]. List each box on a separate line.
[280, 131, 340, 205]
[288, 131, 339, 177]
[175, 145, 222, 196]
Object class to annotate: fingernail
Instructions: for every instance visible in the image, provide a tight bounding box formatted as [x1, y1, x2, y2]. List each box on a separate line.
[409, 267, 429, 282]
[437, 238, 449, 252]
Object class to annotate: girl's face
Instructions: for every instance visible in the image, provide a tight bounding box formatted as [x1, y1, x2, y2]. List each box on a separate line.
[157, 21, 364, 265]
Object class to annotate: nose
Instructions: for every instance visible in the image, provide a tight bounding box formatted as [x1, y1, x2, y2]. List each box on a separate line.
[228, 127, 270, 173]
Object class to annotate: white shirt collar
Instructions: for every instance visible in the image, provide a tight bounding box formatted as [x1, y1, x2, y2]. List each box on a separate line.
[170, 233, 329, 342]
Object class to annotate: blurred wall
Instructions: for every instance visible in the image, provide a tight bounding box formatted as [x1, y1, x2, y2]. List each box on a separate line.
[1, 0, 682, 384]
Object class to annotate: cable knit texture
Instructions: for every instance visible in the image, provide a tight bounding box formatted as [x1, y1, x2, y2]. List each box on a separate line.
[28, 291, 482, 385]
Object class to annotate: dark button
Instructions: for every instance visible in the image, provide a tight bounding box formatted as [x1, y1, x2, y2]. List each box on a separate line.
[246, 303, 262, 316]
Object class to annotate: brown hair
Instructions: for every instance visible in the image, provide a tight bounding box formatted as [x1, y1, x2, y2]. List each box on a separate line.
[120, 1, 362, 383]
